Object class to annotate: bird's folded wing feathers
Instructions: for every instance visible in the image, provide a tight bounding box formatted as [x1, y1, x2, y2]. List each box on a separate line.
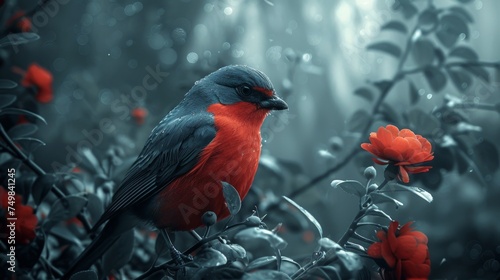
[92, 113, 216, 230]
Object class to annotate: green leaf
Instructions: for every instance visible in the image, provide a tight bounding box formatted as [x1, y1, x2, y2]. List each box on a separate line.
[193, 247, 228, 267]
[0, 80, 17, 89]
[8, 123, 38, 138]
[436, 14, 469, 48]
[365, 207, 392, 220]
[331, 180, 366, 198]
[346, 110, 370, 132]
[336, 249, 364, 272]
[367, 42, 401, 58]
[411, 39, 435, 67]
[213, 243, 247, 261]
[243, 270, 292, 280]
[449, 6, 474, 23]
[379, 102, 401, 124]
[69, 270, 98, 280]
[222, 181, 241, 216]
[282, 196, 323, 238]
[385, 183, 433, 203]
[318, 237, 341, 250]
[449, 46, 478, 61]
[86, 193, 104, 226]
[409, 81, 419, 105]
[423, 66, 447, 92]
[235, 227, 288, 250]
[0, 94, 16, 109]
[300, 266, 341, 280]
[392, 0, 419, 18]
[370, 192, 404, 208]
[245, 256, 278, 271]
[12, 137, 46, 153]
[32, 174, 57, 206]
[418, 9, 439, 30]
[380, 21, 407, 33]
[353, 87, 373, 102]
[102, 229, 135, 276]
[463, 65, 490, 82]
[0, 108, 47, 124]
[447, 69, 472, 92]
[0, 33, 40, 47]
[44, 195, 88, 231]
[407, 108, 440, 135]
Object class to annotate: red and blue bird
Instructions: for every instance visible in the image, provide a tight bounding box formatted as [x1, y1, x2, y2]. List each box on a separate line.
[63, 65, 288, 278]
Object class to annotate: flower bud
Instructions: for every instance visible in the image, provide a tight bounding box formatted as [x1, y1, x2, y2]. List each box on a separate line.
[245, 215, 262, 227]
[363, 166, 377, 180]
[367, 184, 378, 193]
[201, 211, 217, 227]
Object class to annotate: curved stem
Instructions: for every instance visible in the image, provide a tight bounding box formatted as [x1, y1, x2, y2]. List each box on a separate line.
[337, 208, 367, 247]
[377, 179, 389, 191]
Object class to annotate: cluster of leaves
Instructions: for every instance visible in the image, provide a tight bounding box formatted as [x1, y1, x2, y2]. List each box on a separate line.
[343, 0, 500, 190]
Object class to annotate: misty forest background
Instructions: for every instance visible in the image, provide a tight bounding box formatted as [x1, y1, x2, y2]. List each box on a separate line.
[2, 0, 500, 279]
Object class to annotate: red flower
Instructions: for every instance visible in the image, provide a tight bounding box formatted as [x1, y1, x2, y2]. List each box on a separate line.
[0, 188, 38, 244]
[131, 107, 148, 125]
[368, 221, 430, 280]
[7, 11, 32, 32]
[21, 64, 54, 103]
[361, 125, 433, 183]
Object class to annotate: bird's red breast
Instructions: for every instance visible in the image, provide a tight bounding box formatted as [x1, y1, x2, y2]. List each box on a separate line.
[155, 101, 268, 230]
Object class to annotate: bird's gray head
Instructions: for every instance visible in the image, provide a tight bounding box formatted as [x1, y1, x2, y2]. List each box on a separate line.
[190, 65, 288, 111]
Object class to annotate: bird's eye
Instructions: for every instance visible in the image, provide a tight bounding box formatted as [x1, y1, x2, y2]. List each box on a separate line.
[238, 86, 252, 96]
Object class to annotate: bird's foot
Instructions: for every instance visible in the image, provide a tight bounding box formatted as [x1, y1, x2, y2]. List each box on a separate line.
[170, 246, 192, 267]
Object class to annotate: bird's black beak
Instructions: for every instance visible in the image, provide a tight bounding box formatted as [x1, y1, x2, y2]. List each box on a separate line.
[259, 95, 288, 110]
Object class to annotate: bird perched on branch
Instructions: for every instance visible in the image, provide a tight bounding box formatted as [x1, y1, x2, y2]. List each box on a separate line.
[62, 65, 288, 278]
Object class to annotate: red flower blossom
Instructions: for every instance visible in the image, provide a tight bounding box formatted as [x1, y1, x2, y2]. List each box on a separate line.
[361, 125, 434, 183]
[131, 107, 148, 125]
[0, 187, 38, 244]
[21, 64, 54, 103]
[7, 11, 32, 32]
[368, 221, 430, 280]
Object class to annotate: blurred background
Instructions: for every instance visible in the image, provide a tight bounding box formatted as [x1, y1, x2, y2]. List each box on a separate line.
[2, 0, 500, 278]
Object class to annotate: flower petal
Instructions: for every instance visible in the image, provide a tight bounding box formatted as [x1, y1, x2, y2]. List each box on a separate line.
[406, 137, 422, 151]
[399, 222, 414, 235]
[361, 143, 378, 156]
[369, 135, 386, 154]
[377, 126, 395, 146]
[407, 231, 428, 244]
[387, 221, 399, 253]
[399, 166, 410, 183]
[391, 137, 410, 158]
[406, 166, 432, 174]
[399, 129, 416, 138]
[367, 242, 383, 258]
[394, 235, 418, 259]
[373, 158, 389, 165]
[401, 260, 430, 278]
[381, 237, 397, 268]
[383, 148, 404, 162]
[409, 244, 429, 264]
[386, 125, 400, 137]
